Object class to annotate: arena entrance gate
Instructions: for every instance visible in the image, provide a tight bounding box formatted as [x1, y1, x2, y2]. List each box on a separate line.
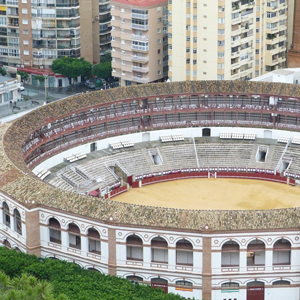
[151, 278, 168, 294]
[247, 281, 264, 300]
[202, 128, 211, 136]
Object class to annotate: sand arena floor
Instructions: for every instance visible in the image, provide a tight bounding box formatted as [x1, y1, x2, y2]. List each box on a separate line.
[113, 178, 300, 210]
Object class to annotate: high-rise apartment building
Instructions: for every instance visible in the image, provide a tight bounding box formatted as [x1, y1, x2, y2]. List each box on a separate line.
[110, 0, 168, 86]
[0, 0, 111, 69]
[168, 0, 294, 81]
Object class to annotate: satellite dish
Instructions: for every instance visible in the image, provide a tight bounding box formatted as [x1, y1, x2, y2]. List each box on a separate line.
[47, 123, 51, 129]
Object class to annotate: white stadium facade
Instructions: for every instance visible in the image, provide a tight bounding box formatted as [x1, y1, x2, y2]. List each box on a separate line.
[2, 80, 300, 300]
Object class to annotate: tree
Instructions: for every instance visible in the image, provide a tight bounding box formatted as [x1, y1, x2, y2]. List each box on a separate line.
[51, 57, 92, 85]
[92, 61, 112, 80]
[17, 71, 29, 82]
[100, 53, 111, 63]
[0, 271, 69, 300]
[0, 67, 7, 76]
[35, 75, 45, 87]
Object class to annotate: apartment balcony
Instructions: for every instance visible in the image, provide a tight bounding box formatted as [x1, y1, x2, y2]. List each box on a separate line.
[57, 44, 80, 49]
[241, 11, 253, 22]
[231, 39, 240, 47]
[100, 26, 111, 35]
[33, 34, 56, 39]
[132, 55, 149, 63]
[231, 71, 240, 80]
[231, 61, 240, 69]
[100, 48, 111, 55]
[100, 38, 111, 45]
[132, 76, 149, 83]
[7, 11, 18, 17]
[7, 22, 19, 27]
[131, 24, 148, 31]
[56, 13, 80, 19]
[99, 17, 111, 24]
[131, 34, 148, 41]
[131, 13, 148, 20]
[231, 25, 241, 35]
[231, 16, 241, 26]
[99, 7, 110, 15]
[231, 51, 239, 58]
[6, 0, 18, 5]
[132, 65, 149, 73]
[131, 45, 148, 52]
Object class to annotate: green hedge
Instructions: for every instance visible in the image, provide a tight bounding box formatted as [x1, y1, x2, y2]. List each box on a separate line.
[0, 247, 192, 300]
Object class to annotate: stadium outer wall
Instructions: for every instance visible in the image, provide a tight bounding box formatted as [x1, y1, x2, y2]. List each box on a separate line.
[1, 81, 300, 300]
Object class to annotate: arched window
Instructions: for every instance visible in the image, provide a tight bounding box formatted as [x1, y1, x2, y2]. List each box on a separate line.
[273, 239, 291, 265]
[126, 275, 143, 283]
[88, 228, 101, 254]
[2, 202, 10, 227]
[151, 278, 168, 294]
[247, 239, 265, 266]
[68, 223, 81, 250]
[221, 282, 239, 294]
[48, 218, 61, 244]
[13, 209, 22, 235]
[126, 235, 143, 261]
[176, 239, 193, 266]
[3, 239, 11, 249]
[151, 237, 168, 263]
[272, 280, 290, 286]
[175, 280, 193, 287]
[221, 241, 240, 267]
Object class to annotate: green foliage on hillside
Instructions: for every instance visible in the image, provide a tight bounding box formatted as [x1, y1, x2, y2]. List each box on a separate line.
[0, 247, 191, 300]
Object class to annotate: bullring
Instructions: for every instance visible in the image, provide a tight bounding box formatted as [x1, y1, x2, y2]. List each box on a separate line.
[1, 80, 300, 300]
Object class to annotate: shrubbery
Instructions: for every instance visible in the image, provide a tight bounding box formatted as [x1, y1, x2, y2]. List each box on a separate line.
[0, 247, 191, 300]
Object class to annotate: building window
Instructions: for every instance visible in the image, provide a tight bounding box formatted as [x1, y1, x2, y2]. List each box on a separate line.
[157, 39, 161, 44]
[22, 19, 28, 25]
[186, 59, 190, 64]
[157, 28, 161, 33]
[186, 36, 190, 42]
[48, 218, 61, 244]
[22, 8, 28, 14]
[193, 26, 197, 31]
[218, 52, 224, 58]
[186, 48, 190, 53]
[23, 40, 29, 45]
[193, 59, 196, 65]
[158, 59, 161, 64]
[193, 70, 197, 77]
[151, 237, 168, 263]
[2, 202, 10, 227]
[193, 37, 197, 43]
[193, 48, 197, 54]
[158, 49, 161, 54]
[157, 17, 161, 23]
[24, 50, 29, 55]
[158, 70, 161, 75]
[23, 30, 28, 34]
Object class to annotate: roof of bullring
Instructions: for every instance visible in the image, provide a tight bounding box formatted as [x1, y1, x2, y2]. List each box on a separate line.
[2, 80, 300, 232]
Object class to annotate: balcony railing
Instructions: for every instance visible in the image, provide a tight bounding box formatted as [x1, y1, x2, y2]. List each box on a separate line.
[131, 34, 148, 41]
[7, 32, 19, 37]
[131, 13, 148, 20]
[131, 23, 148, 30]
[132, 55, 149, 62]
[132, 76, 149, 83]
[132, 65, 149, 73]
[132, 45, 149, 51]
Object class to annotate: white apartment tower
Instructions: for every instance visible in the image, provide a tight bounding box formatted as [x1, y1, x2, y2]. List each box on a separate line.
[168, 0, 295, 81]
[110, 0, 168, 86]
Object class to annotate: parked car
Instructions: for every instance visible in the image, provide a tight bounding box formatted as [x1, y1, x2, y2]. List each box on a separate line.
[19, 85, 25, 91]
[85, 82, 96, 89]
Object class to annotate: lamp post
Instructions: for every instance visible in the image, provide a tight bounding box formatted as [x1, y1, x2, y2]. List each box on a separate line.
[44, 74, 48, 102]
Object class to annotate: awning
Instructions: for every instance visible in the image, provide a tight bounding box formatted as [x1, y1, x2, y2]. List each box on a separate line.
[17, 67, 55, 76]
